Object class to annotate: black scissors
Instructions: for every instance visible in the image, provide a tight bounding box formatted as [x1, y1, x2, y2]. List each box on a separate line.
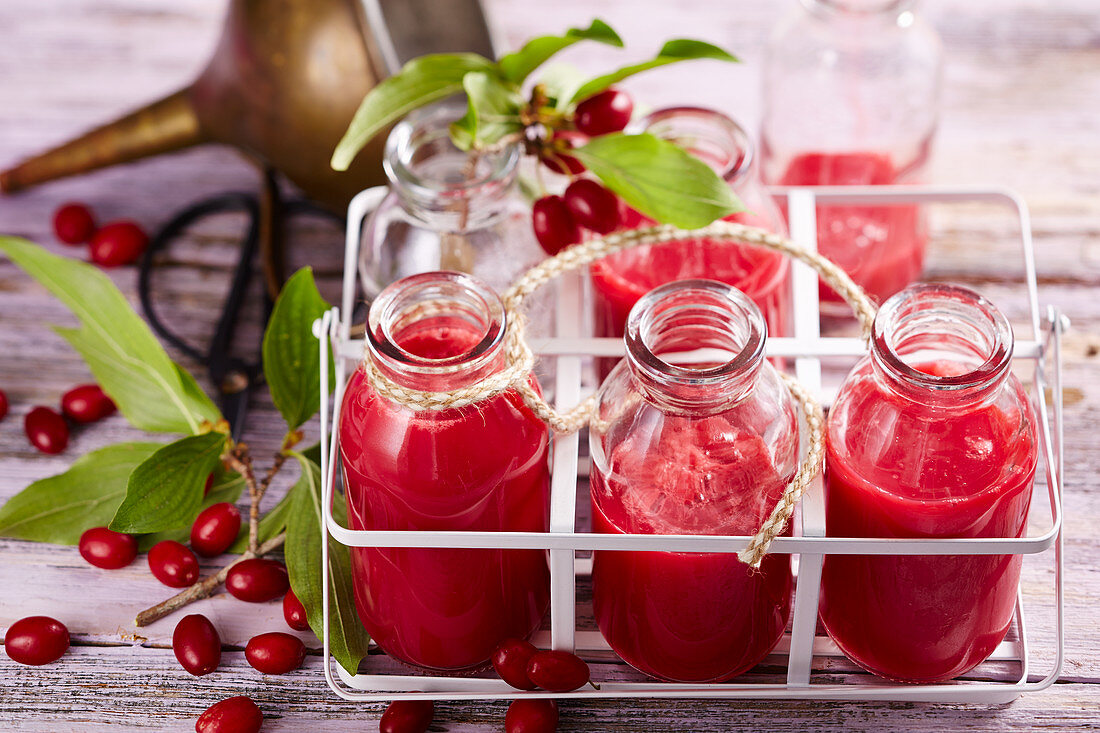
[138, 184, 342, 441]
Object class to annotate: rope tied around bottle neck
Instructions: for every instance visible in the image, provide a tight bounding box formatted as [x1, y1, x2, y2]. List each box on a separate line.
[360, 220, 878, 567]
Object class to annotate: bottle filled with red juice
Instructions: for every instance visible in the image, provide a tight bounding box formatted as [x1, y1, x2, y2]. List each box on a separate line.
[761, 0, 942, 315]
[339, 271, 551, 672]
[590, 279, 799, 682]
[821, 283, 1038, 682]
[590, 107, 791, 379]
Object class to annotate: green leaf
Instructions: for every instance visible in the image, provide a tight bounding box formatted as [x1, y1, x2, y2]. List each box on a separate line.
[226, 486, 293, 554]
[331, 53, 497, 171]
[570, 39, 738, 104]
[498, 19, 623, 83]
[285, 453, 369, 675]
[263, 267, 333, 430]
[137, 468, 245, 551]
[110, 432, 227, 534]
[0, 443, 161, 544]
[449, 71, 524, 151]
[0, 237, 220, 434]
[539, 63, 589, 111]
[572, 133, 742, 228]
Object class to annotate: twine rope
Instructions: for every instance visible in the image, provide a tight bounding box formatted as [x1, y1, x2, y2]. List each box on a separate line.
[361, 220, 878, 565]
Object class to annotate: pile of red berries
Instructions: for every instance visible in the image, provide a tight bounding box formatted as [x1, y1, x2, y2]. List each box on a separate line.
[532, 89, 634, 256]
[52, 201, 149, 267]
[0, 383, 116, 455]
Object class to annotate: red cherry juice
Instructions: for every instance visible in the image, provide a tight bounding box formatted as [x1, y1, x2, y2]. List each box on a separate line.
[591, 414, 794, 682]
[777, 151, 925, 311]
[820, 359, 1037, 682]
[340, 321, 551, 672]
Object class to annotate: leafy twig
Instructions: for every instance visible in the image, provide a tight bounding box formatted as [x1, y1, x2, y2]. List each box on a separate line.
[134, 532, 286, 627]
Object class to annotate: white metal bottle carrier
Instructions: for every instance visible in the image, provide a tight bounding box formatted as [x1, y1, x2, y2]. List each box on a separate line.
[315, 186, 1065, 705]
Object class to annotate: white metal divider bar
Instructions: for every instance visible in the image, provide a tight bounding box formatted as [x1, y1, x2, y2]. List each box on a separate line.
[784, 188, 825, 687]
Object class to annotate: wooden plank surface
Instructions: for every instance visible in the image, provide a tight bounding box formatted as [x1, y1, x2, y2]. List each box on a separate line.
[1, 0, 1098, 730]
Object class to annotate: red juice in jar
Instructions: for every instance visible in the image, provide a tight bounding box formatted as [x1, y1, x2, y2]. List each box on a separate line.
[590, 280, 799, 682]
[820, 284, 1037, 682]
[339, 272, 550, 672]
[590, 108, 791, 379]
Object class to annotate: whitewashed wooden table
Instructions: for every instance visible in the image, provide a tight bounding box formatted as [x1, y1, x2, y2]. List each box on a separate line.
[1, 0, 1098, 730]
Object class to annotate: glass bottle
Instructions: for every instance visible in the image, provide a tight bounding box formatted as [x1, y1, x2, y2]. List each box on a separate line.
[761, 0, 943, 315]
[339, 271, 551, 672]
[821, 284, 1038, 682]
[589, 107, 791, 379]
[590, 279, 799, 682]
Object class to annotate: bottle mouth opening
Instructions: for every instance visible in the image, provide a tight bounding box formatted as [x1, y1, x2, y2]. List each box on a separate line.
[637, 106, 753, 185]
[368, 271, 504, 374]
[626, 279, 766, 387]
[384, 103, 521, 201]
[872, 283, 1013, 393]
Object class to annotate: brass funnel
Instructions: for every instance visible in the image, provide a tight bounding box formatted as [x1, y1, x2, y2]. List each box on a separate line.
[0, 0, 390, 211]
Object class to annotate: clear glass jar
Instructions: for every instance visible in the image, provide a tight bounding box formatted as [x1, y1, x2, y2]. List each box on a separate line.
[359, 103, 546, 300]
[821, 284, 1038, 682]
[589, 107, 791, 379]
[590, 279, 799, 682]
[761, 0, 943, 315]
[339, 271, 551, 672]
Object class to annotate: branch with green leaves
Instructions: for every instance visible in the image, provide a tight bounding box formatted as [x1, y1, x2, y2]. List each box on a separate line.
[0, 237, 369, 676]
[331, 19, 744, 229]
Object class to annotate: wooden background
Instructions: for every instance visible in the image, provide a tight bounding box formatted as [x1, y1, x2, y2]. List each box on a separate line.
[1, 0, 1098, 730]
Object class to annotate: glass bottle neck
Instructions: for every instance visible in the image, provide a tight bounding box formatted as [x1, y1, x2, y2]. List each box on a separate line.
[637, 107, 758, 191]
[367, 271, 506, 393]
[803, 0, 916, 17]
[870, 284, 1013, 408]
[384, 104, 521, 231]
[626, 280, 766, 414]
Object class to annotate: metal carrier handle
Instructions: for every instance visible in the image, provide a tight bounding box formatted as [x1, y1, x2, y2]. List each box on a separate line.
[314, 185, 1065, 704]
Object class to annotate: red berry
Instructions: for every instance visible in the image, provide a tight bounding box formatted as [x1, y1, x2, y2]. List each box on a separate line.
[4, 616, 69, 666]
[226, 559, 289, 603]
[505, 699, 559, 733]
[532, 196, 581, 256]
[78, 526, 138, 569]
[60, 383, 117, 423]
[203, 473, 215, 497]
[173, 614, 222, 676]
[89, 220, 148, 267]
[526, 650, 590, 692]
[195, 696, 263, 733]
[282, 590, 310, 632]
[379, 700, 434, 733]
[148, 540, 200, 588]
[492, 637, 539, 690]
[574, 89, 633, 136]
[53, 202, 97, 245]
[190, 503, 242, 557]
[24, 406, 69, 454]
[244, 632, 306, 675]
[0, 388, 8, 421]
[564, 179, 621, 235]
[540, 130, 587, 176]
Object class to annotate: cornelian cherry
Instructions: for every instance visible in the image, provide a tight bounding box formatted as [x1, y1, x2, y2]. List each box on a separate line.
[4, 616, 69, 666]
[190, 503, 242, 557]
[24, 406, 69, 454]
[532, 196, 581, 256]
[61, 384, 117, 423]
[564, 179, 621, 234]
[379, 700, 434, 733]
[245, 632, 305, 675]
[173, 614, 222, 676]
[526, 650, 590, 692]
[0, 388, 8, 421]
[89, 221, 148, 267]
[53, 202, 96, 245]
[226, 559, 289, 603]
[574, 89, 633, 136]
[540, 131, 586, 176]
[149, 540, 200, 588]
[492, 637, 539, 690]
[203, 473, 215, 497]
[282, 590, 310, 631]
[505, 699, 559, 733]
[195, 696, 263, 733]
[79, 526, 138, 569]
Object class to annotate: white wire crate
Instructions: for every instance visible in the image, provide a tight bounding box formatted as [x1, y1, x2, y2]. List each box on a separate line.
[314, 185, 1065, 705]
